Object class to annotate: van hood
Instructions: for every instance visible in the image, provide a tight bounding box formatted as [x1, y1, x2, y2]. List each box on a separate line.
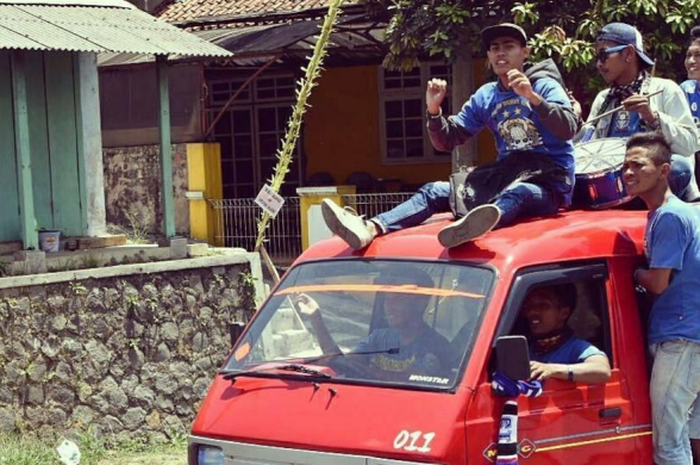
[191, 375, 471, 463]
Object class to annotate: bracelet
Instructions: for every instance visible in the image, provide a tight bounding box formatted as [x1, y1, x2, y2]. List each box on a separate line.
[426, 107, 442, 119]
[567, 365, 574, 382]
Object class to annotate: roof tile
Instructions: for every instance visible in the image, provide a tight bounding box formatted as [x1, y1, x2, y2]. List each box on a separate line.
[159, 0, 353, 23]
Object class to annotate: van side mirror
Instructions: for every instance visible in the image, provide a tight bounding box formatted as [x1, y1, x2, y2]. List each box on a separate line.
[229, 322, 246, 347]
[495, 335, 531, 380]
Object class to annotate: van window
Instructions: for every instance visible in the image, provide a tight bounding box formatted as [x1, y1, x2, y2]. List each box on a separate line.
[508, 278, 613, 363]
[223, 260, 494, 390]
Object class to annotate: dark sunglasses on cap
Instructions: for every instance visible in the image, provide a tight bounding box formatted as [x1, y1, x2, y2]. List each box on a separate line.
[595, 44, 627, 63]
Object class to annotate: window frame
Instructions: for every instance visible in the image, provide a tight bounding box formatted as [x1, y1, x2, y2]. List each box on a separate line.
[377, 62, 453, 165]
[493, 261, 614, 364]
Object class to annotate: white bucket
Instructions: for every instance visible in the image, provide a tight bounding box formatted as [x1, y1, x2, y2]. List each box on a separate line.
[39, 230, 61, 253]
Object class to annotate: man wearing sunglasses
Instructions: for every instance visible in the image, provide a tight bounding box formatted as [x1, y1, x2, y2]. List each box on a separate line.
[576, 22, 699, 201]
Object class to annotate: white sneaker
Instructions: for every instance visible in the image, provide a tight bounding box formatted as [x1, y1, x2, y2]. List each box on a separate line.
[438, 204, 501, 248]
[321, 199, 375, 249]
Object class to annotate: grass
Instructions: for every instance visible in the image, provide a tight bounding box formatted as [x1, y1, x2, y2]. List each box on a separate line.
[0, 432, 187, 465]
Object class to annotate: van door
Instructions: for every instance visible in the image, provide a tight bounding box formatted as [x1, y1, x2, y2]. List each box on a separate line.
[469, 262, 648, 464]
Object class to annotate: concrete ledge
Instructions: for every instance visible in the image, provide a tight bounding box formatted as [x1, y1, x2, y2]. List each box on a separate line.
[0, 251, 260, 291]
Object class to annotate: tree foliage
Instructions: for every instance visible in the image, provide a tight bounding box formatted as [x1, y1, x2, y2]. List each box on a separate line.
[365, 0, 700, 87]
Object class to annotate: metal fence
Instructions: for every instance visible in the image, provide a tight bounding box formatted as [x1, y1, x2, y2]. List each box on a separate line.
[209, 192, 413, 263]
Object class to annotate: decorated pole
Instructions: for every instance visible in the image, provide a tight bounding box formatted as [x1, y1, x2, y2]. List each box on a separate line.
[254, 0, 345, 254]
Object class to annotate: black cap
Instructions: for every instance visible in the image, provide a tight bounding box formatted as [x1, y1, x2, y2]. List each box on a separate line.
[481, 23, 528, 48]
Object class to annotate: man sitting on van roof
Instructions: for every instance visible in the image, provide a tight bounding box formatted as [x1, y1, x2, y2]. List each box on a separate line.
[321, 22, 578, 250]
[522, 284, 611, 383]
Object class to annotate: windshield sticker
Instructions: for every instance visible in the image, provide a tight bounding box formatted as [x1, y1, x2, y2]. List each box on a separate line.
[274, 284, 485, 300]
[234, 342, 250, 361]
[408, 374, 451, 385]
[394, 430, 436, 453]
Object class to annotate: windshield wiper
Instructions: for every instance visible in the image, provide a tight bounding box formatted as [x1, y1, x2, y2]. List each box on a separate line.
[303, 347, 399, 364]
[220, 347, 399, 382]
[222, 363, 332, 381]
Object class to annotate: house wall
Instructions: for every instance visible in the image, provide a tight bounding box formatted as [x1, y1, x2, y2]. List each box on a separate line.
[304, 62, 498, 189]
[305, 65, 452, 189]
[0, 51, 21, 244]
[103, 144, 190, 237]
[0, 50, 91, 244]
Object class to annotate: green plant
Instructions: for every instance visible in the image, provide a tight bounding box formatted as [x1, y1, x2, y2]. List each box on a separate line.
[0, 258, 8, 277]
[79, 253, 100, 270]
[69, 282, 87, 296]
[254, 0, 345, 252]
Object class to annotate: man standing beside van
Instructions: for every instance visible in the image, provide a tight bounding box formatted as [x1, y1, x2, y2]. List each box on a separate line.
[321, 23, 578, 249]
[623, 132, 700, 465]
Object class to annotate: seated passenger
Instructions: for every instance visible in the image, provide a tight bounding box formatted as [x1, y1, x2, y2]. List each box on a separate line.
[321, 22, 578, 250]
[294, 268, 453, 381]
[521, 284, 611, 383]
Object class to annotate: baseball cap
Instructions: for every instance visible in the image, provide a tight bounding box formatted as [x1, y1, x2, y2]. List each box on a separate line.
[481, 23, 528, 48]
[596, 22, 655, 66]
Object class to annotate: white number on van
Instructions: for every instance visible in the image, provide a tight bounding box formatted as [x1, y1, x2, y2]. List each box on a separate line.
[393, 430, 436, 453]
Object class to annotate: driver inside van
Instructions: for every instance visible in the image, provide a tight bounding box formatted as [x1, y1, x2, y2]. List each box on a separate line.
[294, 268, 454, 382]
[521, 284, 611, 383]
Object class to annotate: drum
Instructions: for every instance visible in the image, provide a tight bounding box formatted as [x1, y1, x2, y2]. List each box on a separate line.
[573, 138, 631, 209]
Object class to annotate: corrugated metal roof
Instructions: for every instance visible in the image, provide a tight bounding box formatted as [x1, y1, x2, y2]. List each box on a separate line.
[0, 3, 231, 56]
[98, 14, 384, 67]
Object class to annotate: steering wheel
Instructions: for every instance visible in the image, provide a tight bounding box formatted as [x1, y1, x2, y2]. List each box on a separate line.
[327, 355, 371, 379]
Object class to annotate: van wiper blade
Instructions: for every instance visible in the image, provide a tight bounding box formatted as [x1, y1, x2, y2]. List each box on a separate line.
[304, 347, 399, 364]
[221, 363, 332, 381]
[220, 347, 399, 382]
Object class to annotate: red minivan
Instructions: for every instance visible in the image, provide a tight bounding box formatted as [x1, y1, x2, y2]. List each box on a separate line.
[189, 209, 654, 464]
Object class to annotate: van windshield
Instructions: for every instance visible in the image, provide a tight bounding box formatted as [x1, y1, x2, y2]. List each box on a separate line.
[223, 260, 493, 390]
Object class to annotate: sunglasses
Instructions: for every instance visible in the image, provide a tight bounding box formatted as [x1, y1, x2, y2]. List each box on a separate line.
[595, 45, 627, 63]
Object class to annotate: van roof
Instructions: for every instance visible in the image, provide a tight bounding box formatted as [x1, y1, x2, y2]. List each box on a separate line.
[298, 209, 649, 271]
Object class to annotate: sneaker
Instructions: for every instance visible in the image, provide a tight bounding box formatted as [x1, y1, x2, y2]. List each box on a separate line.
[438, 204, 501, 248]
[321, 199, 376, 249]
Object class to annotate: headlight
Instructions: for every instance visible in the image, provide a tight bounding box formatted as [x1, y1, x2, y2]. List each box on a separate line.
[198, 445, 224, 465]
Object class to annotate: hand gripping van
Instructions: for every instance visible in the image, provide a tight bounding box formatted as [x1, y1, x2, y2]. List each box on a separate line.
[189, 209, 654, 464]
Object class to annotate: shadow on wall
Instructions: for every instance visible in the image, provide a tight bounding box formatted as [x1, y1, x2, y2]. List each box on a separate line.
[103, 144, 190, 238]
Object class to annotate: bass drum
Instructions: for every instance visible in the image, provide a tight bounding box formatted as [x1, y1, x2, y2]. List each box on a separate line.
[573, 138, 631, 209]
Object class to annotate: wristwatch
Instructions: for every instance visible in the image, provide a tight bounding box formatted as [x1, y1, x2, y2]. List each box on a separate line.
[567, 365, 574, 382]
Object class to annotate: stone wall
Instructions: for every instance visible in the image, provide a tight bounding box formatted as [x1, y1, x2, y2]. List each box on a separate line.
[103, 144, 189, 237]
[0, 253, 262, 440]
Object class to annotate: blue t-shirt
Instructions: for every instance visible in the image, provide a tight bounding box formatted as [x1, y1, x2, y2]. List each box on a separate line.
[355, 327, 453, 376]
[644, 195, 700, 345]
[530, 337, 606, 364]
[681, 80, 700, 125]
[451, 78, 575, 201]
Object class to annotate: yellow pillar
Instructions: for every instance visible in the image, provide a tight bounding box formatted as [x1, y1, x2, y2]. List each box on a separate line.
[296, 186, 356, 251]
[187, 143, 223, 246]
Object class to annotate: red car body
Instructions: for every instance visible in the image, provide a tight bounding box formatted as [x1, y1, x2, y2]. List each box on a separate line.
[190, 209, 654, 464]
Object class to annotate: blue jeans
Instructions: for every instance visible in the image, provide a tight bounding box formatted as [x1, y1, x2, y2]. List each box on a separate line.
[649, 340, 700, 465]
[372, 181, 561, 233]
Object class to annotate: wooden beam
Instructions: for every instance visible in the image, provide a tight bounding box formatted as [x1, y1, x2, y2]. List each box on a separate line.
[157, 54, 176, 238]
[10, 51, 38, 251]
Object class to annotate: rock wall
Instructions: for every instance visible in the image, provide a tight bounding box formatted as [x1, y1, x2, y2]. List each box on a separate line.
[0, 254, 260, 440]
[103, 144, 190, 237]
